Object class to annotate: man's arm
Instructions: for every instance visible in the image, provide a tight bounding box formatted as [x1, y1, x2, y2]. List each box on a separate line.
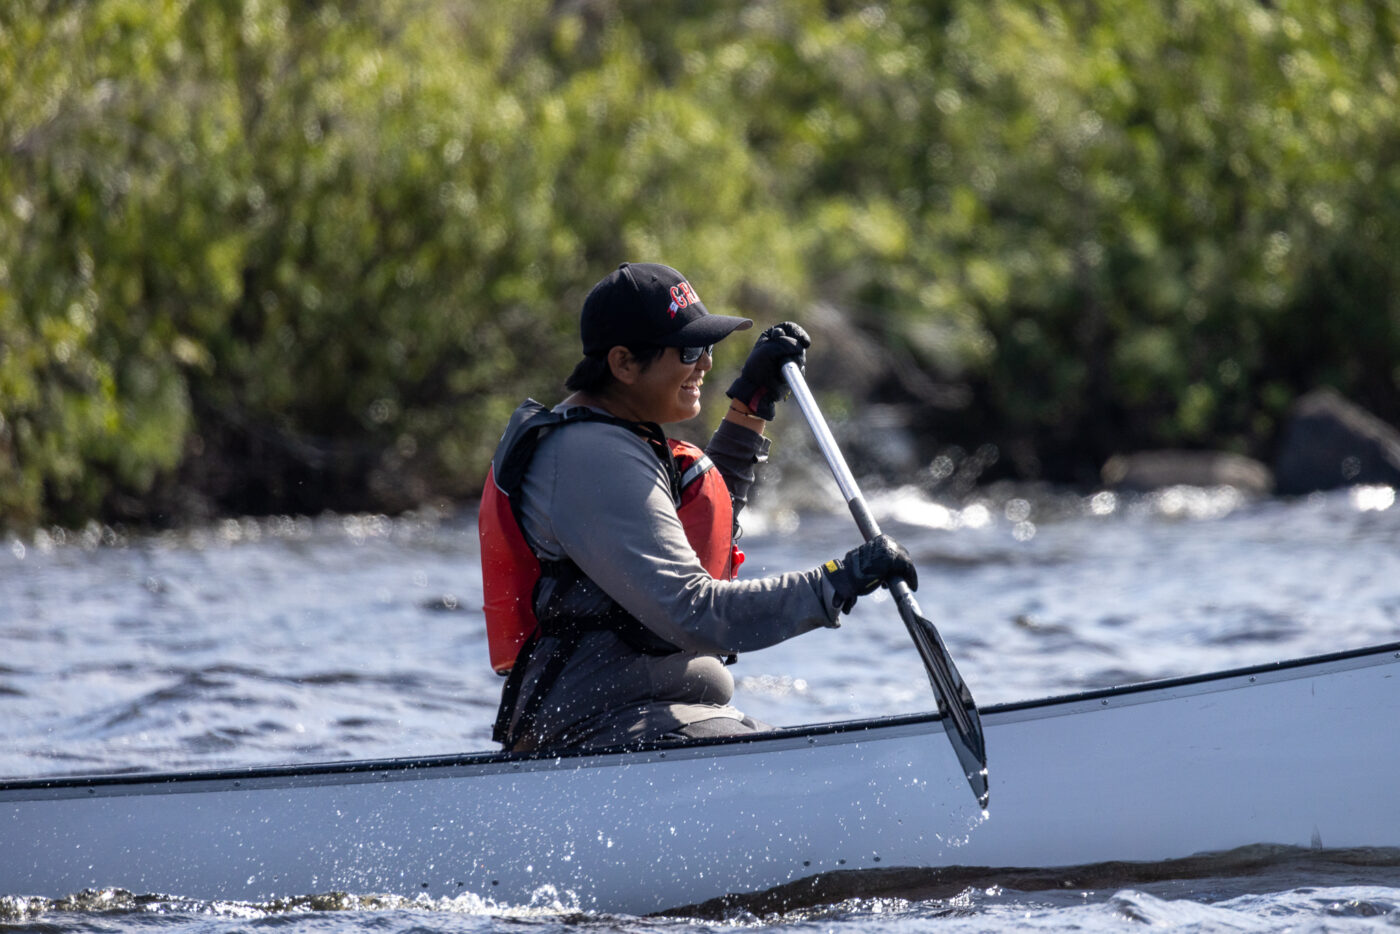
[705, 401, 770, 521]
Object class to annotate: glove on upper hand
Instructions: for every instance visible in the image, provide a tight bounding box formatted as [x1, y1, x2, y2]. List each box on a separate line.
[821, 533, 918, 615]
[725, 321, 811, 420]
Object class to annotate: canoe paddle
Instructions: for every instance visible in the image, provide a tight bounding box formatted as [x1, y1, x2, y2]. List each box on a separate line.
[782, 361, 989, 809]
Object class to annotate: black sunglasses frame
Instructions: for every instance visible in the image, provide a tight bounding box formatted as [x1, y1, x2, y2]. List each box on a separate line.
[678, 345, 714, 365]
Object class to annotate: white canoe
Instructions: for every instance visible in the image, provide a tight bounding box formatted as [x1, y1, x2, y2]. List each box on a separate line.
[3, 641, 1398, 915]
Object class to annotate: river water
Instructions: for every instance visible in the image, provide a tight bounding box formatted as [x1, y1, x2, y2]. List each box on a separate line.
[3, 474, 1400, 931]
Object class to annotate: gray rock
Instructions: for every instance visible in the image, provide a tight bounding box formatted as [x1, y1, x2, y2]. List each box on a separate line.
[1101, 450, 1273, 495]
[1272, 388, 1400, 495]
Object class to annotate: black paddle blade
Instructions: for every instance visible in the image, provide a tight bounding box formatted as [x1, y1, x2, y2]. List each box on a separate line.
[893, 583, 989, 809]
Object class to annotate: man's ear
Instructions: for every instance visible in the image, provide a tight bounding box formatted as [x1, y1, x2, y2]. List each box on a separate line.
[607, 346, 639, 385]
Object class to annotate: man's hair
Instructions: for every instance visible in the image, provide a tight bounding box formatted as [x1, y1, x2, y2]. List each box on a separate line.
[564, 345, 666, 393]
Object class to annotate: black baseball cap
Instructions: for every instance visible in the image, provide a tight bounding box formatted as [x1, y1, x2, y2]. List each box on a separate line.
[580, 262, 752, 356]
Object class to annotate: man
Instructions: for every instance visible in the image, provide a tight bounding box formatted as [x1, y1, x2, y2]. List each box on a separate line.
[480, 262, 917, 751]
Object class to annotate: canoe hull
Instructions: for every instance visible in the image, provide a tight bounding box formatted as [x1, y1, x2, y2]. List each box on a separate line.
[3, 643, 1398, 915]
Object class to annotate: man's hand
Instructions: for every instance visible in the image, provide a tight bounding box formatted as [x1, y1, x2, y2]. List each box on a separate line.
[821, 534, 918, 615]
[725, 321, 811, 420]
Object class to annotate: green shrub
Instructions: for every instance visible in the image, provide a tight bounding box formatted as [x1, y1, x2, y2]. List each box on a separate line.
[3, 0, 1398, 528]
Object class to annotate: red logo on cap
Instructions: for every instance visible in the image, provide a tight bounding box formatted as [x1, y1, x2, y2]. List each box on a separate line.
[668, 282, 700, 317]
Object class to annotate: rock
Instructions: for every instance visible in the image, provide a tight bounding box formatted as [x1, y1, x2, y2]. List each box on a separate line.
[1273, 388, 1400, 495]
[1101, 450, 1273, 495]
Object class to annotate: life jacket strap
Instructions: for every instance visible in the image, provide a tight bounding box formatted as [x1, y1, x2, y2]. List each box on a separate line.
[491, 630, 538, 746]
[535, 559, 679, 654]
[492, 628, 587, 749]
[679, 453, 714, 490]
[495, 557, 681, 748]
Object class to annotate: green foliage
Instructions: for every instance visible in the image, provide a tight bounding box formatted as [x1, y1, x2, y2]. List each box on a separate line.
[3, 0, 1399, 527]
[926, 0, 1400, 466]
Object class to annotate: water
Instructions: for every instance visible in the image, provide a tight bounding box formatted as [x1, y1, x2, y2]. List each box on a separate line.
[3, 481, 1400, 931]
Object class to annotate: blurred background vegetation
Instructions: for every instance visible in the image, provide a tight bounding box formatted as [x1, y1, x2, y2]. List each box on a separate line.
[3, 0, 1398, 529]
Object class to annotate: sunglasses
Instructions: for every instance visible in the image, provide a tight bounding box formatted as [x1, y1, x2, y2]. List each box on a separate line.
[678, 345, 714, 365]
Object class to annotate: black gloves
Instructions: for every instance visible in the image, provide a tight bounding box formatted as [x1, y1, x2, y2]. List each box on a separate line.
[821, 534, 919, 615]
[725, 322, 811, 420]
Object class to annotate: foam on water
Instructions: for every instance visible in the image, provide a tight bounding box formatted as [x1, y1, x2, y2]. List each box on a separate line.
[9, 855, 1400, 933]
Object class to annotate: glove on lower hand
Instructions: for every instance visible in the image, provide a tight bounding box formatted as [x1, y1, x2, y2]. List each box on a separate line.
[725, 321, 811, 420]
[821, 533, 919, 615]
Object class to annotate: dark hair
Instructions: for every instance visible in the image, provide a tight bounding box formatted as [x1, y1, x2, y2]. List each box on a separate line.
[564, 345, 666, 393]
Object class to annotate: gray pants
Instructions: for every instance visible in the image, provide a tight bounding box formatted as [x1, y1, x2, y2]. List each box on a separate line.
[665, 715, 773, 741]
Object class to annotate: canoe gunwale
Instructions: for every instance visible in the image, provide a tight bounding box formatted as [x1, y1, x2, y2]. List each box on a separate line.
[4, 637, 1398, 799]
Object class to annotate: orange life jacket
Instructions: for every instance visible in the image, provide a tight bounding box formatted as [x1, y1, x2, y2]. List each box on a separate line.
[479, 401, 743, 675]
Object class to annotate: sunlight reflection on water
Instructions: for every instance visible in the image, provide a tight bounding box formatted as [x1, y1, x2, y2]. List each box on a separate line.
[2, 485, 1398, 777]
[1, 485, 1399, 932]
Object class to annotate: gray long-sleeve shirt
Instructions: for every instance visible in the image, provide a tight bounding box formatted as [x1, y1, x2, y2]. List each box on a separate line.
[505, 407, 840, 750]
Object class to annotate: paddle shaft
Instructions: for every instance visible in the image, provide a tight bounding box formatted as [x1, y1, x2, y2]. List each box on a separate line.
[781, 361, 989, 807]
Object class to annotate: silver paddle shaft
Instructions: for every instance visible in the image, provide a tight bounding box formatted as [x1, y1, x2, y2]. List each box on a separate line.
[781, 359, 989, 808]
[782, 362, 866, 518]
